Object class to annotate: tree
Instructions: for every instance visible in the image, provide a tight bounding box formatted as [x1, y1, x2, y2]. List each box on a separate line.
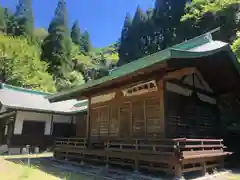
[0, 7, 6, 32]
[118, 13, 132, 65]
[0, 34, 56, 92]
[34, 28, 48, 43]
[55, 71, 85, 91]
[118, 7, 148, 65]
[14, 0, 34, 37]
[71, 20, 81, 45]
[41, 0, 72, 78]
[232, 32, 240, 60]
[3, 8, 17, 36]
[81, 30, 91, 54]
[153, 0, 188, 48]
[181, 0, 240, 42]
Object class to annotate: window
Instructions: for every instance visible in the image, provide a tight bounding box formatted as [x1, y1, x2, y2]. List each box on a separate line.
[22, 121, 45, 135]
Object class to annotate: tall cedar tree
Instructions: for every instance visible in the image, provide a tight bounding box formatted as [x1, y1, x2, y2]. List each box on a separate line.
[118, 13, 132, 65]
[71, 20, 81, 45]
[153, 0, 187, 49]
[4, 8, 17, 35]
[0, 7, 6, 32]
[118, 6, 147, 65]
[131, 6, 148, 60]
[81, 31, 91, 54]
[14, 0, 34, 37]
[41, 0, 72, 78]
[118, 0, 189, 66]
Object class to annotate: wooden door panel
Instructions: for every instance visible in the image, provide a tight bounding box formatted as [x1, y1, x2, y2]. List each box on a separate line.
[99, 107, 109, 136]
[132, 100, 144, 137]
[109, 106, 119, 136]
[91, 109, 99, 136]
[146, 97, 162, 137]
[119, 102, 131, 137]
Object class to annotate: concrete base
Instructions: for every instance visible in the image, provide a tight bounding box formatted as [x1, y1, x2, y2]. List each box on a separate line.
[0, 144, 8, 154]
[173, 177, 185, 180]
[8, 148, 21, 155]
[193, 171, 231, 180]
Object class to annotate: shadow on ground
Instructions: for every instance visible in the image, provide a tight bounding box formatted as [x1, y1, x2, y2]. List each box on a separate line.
[4, 156, 91, 180]
[4, 156, 236, 180]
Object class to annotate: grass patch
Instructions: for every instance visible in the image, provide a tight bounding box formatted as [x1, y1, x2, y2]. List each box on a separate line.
[0, 155, 90, 180]
[229, 174, 240, 180]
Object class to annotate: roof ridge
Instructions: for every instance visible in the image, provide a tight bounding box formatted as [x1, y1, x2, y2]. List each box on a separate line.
[0, 83, 53, 96]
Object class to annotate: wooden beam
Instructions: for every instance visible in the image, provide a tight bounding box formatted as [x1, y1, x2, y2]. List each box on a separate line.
[76, 96, 88, 101]
[167, 79, 215, 97]
[144, 100, 147, 137]
[159, 80, 165, 138]
[0, 111, 16, 119]
[164, 67, 196, 80]
[50, 114, 54, 135]
[86, 97, 91, 146]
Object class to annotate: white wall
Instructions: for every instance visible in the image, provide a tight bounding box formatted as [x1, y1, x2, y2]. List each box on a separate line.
[14, 111, 74, 135]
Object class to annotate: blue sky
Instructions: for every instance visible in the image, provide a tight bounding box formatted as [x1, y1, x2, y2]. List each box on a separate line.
[1, 0, 154, 48]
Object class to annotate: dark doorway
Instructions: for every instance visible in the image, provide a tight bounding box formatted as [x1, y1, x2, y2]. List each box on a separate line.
[52, 123, 74, 137]
[0, 118, 6, 145]
[22, 121, 45, 136]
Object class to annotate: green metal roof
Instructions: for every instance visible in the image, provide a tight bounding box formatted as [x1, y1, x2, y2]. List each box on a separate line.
[0, 83, 87, 114]
[47, 30, 237, 103]
[0, 83, 52, 96]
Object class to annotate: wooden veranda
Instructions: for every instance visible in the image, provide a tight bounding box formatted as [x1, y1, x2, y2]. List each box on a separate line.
[54, 137, 231, 177]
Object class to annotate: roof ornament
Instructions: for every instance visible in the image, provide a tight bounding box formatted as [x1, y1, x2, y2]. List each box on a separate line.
[205, 27, 221, 41]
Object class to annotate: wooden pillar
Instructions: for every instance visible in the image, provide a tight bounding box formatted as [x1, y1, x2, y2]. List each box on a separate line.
[130, 102, 133, 138]
[201, 162, 207, 176]
[50, 114, 54, 135]
[159, 80, 165, 137]
[0, 117, 4, 144]
[144, 100, 147, 136]
[134, 158, 139, 172]
[219, 157, 225, 170]
[215, 96, 221, 138]
[6, 113, 16, 147]
[174, 162, 182, 179]
[86, 97, 91, 147]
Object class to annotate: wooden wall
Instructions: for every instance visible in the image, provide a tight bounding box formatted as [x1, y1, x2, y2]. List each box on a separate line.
[165, 83, 218, 138]
[88, 79, 165, 139]
[85, 68, 220, 140]
[75, 112, 87, 137]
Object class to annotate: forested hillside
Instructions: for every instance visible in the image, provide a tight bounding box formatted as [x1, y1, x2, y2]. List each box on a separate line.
[0, 0, 239, 92]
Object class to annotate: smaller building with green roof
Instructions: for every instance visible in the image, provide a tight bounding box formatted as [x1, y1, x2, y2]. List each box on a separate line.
[0, 83, 87, 155]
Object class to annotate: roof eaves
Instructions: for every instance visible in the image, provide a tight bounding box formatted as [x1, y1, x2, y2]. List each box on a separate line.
[172, 33, 212, 51]
[170, 43, 230, 59]
[69, 109, 87, 114]
[4, 105, 77, 115]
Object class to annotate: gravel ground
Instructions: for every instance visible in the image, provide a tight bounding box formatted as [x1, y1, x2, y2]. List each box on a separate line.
[1, 154, 239, 180]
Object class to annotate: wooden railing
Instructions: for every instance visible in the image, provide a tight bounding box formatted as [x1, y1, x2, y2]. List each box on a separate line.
[55, 137, 87, 148]
[54, 137, 232, 177]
